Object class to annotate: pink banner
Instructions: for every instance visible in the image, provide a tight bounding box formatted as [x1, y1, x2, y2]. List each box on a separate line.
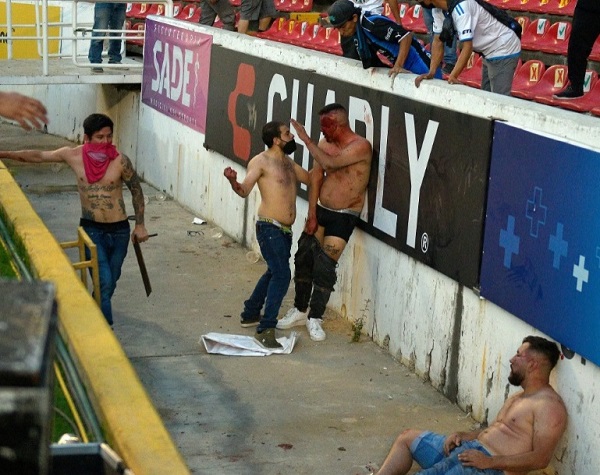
[142, 18, 212, 133]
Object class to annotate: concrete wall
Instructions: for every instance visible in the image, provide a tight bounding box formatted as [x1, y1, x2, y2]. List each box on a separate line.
[6, 23, 599, 474]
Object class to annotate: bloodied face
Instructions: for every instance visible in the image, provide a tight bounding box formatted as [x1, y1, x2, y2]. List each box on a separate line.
[320, 114, 338, 142]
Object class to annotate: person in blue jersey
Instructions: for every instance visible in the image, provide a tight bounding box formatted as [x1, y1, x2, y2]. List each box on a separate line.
[328, 0, 442, 81]
[414, 0, 521, 95]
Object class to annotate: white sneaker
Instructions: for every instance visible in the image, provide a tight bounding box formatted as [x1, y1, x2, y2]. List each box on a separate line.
[306, 318, 326, 341]
[277, 307, 308, 329]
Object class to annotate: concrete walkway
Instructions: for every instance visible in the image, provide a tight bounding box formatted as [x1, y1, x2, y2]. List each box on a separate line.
[2, 123, 476, 474]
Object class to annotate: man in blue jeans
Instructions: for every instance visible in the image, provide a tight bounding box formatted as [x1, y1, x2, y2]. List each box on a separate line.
[88, 3, 127, 73]
[0, 113, 149, 326]
[372, 336, 567, 474]
[224, 121, 309, 348]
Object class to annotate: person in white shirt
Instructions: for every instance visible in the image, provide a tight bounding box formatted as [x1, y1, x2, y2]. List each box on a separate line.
[414, 0, 520, 95]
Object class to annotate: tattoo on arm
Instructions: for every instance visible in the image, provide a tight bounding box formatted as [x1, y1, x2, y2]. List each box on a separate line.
[121, 154, 145, 225]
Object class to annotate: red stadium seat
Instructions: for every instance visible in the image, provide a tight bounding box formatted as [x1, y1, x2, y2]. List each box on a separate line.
[511, 60, 546, 99]
[591, 105, 600, 117]
[492, 0, 532, 12]
[384, 2, 408, 21]
[126, 21, 145, 46]
[401, 4, 427, 34]
[590, 36, 600, 62]
[275, 0, 313, 12]
[521, 18, 551, 51]
[126, 3, 143, 18]
[528, 64, 568, 105]
[555, 73, 600, 113]
[515, 16, 530, 33]
[290, 22, 320, 47]
[172, 2, 182, 17]
[256, 17, 289, 39]
[175, 3, 201, 22]
[308, 26, 342, 55]
[544, 0, 576, 16]
[457, 52, 482, 89]
[536, 20, 571, 55]
[130, 3, 163, 19]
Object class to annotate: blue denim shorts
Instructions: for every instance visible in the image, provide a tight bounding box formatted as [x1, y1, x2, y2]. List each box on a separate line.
[411, 431, 504, 475]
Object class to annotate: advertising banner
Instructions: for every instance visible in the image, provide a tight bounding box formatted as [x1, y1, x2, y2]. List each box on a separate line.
[205, 46, 493, 288]
[481, 122, 600, 365]
[142, 17, 212, 133]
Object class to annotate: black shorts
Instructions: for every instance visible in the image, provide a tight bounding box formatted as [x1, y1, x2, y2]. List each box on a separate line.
[316, 204, 359, 242]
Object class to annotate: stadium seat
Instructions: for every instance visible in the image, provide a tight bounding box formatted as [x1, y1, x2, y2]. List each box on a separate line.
[515, 16, 530, 33]
[492, 0, 532, 12]
[543, 0, 576, 16]
[529, 64, 568, 105]
[511, 59, 546, 99]
[290, 22, 320, 47]
[457, 52, 482, 89]
[536, 20, 571, 55]
[126, 21, 145, 46]
[172, 2, 182, 17]
[401, 4, 427, 34]
[521, 18, 551, 51]
[555, 73, 600, 113]
[384, 2, 409, 21]
[275, 0, 313, 12]
[307, 26, 342, 55]
[256, 17, 289, 39]
[590, 105, 600, 118]
[590, 36, 600, 62]
[126, 3, 143, 18]
[130, 3, 164, 19]
[213, 11, 240, 29]
[175, 3, 201, 22]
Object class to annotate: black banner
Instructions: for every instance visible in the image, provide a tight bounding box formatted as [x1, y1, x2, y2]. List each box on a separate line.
[205, 46, 493, 288]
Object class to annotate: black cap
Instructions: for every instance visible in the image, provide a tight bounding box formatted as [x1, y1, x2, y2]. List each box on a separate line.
[328, 0, 359, 27]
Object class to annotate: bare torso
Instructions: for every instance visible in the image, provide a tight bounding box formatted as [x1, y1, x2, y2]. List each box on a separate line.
[318, 137, 371, 212]
[255, 152, 299, 226]
[478, 387, 566, 475]
[65, 146, 128, 223]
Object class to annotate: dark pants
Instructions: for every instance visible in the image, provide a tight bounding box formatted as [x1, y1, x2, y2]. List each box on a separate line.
[241, 222, 292, 331]
[293, 232, 337, 320]
[88, 3, 127, 64]
[567, 4, 600, 92]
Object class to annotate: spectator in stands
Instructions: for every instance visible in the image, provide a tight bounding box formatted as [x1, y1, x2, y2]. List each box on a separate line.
[554, 0, 600, 100]
[0, 92, 47, 131]
[422, 7, 457, 75]
[279, 105, 372, 342]
[0, 114, 149, 326]
[199, 0, 236, 31]
[414, 0, 521, 95]
[88, 3, 127, 73]
[372, 335, 567, 475]
[350, 0, 401, 23]
[223, 121, 309, 348]
[328, 0, 441, 79]
[237, 0, 277, 34]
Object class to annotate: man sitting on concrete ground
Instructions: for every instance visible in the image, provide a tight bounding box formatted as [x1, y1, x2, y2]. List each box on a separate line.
[372, 335, 567, 474]
[278, 104, 372, 342]
[0, 113, 149, 326]
[328, 0, 441, 81]
[414, 0, 521, 95]
[224, 121, 309, 348]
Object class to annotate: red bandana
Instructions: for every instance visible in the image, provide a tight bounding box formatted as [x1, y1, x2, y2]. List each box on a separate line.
[82, 143, 119, 183]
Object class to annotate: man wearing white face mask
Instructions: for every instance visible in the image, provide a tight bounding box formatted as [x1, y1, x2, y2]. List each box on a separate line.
[0, 113, 148, 326]
[224, 121, 309, 349]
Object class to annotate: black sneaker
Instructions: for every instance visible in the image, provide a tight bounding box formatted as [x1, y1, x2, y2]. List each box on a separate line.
[240, 315, 261, 327]
[255, 328, 282, 349]
[553, 85, 583, 100]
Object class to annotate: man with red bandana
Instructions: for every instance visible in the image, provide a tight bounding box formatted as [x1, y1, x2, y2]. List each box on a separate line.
[277, 104, 372, 342]
[0, 113, 148, 326]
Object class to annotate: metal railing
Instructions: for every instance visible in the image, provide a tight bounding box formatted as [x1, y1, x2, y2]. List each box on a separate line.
[1, 0, 173, 75]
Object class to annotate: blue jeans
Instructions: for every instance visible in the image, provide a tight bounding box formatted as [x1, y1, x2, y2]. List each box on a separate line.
[88, 3, 127, 64]
[82, 219, 130, 325]
[412, 432, 504, 475]
[241, 222, 292, 331]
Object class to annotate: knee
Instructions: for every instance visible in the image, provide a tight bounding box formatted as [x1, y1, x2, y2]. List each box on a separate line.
[396, 429, 422, 450]
[294, 233, 317, 278]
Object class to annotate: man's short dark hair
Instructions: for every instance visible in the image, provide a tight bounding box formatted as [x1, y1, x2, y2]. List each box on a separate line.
[262, 121, 284, 147]
[523, 335, 560, 369]
[83, 113, 114, 138]
[318, 103, 347, 116]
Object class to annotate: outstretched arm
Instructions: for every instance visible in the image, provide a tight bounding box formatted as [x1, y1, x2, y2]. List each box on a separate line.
[0, 146, 72, 163]
[121, 154, 149, 243]
[0, 92, 48, 131]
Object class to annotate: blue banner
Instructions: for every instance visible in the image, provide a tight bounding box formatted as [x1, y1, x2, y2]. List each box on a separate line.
[481, 122, 600, 365]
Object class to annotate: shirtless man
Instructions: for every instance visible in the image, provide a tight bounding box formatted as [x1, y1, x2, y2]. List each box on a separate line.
[278, 103, 372, 341]
[224, 121, 309, 348]
[374, 335, 567, 475]
[0, 91, 48, 131]
[0, 113, 149, 326]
